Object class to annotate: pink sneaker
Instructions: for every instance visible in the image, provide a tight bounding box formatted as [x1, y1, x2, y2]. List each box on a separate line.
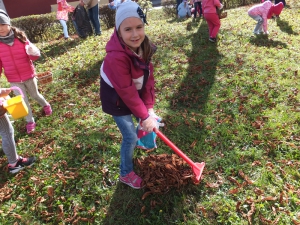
[119, 171, 143, 189]
[26, 122, 36, 134]
[43, 104, 52, 116]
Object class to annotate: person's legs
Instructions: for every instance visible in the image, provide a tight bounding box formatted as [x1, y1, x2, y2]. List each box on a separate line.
[24, 78, 49, 107]
[0, 114, 18, 165]
[210, 14, 221, 38]
[204, 13, 214, 37]
[88, 4, 101, 35]
[10, 82, 34, 123]
[24, 78, 52, 116]
[199, 2, 203, 16]
[249, 14, 263, 34]
[113, 115, 138, 177]
[193, 2, 198, 18]
[59, 19, 69, 38]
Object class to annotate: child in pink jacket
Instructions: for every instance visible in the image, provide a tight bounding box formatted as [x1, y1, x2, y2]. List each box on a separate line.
[0, 10, 52, 133]
[202, 0, 223, 42]
[248, 1, 284, 35]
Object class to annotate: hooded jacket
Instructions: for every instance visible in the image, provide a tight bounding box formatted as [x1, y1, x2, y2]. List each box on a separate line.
[0, 39, 39, 83]
[248, 1, 273, 32]
[100, 29, 156, 120]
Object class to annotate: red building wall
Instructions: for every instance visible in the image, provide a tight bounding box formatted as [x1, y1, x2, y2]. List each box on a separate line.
[4, 0, 110, 18]
[3, 0, 78, 18]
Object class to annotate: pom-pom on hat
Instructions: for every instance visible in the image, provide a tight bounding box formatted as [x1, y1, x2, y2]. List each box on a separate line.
[0, 9, 10, 25]
[115, 1, 148, 30]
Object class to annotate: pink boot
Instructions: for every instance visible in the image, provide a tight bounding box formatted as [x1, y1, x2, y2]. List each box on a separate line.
[26, 122, 36, 134]
[43, 104, 52, 116]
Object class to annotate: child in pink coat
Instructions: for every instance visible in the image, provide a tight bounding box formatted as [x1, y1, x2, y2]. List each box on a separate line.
[201, 0, 223, 42]
[0, 10, 52, 133]
[248, 1, 284, 35]
[56, 0, 75, 40]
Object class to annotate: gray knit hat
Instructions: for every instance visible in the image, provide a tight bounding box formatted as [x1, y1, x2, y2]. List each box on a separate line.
[115, 1, 147, 30]
[0, 9, 10, 25]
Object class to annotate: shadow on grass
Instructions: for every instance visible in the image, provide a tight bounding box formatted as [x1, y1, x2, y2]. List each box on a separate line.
[102, 181, 207, 225]
[38, 38, 86, 65]
[276, 18, 298, 35]
[249, 35, 288, 48]
[160, 18, 221, 159]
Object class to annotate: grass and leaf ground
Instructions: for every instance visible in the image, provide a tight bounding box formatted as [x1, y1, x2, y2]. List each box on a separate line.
[0, 2, 300, 224]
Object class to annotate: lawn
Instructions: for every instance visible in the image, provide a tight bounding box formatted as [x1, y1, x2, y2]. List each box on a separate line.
[0, 1, 299, 224]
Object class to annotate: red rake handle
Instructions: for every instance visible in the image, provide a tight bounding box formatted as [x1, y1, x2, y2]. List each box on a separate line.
[153, 128, 196, 168]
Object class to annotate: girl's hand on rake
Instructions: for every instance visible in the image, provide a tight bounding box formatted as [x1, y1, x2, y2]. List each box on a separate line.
[141, 115, 158, 133]
[148, 108, 162, 121]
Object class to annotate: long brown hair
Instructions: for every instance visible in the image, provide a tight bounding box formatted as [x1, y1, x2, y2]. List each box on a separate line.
[117, 28, 155, 63]
[140, 35, 155, 63]
[11, 26, 27, 43]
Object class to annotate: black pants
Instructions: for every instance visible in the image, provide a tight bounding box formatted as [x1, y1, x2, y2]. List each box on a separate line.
[275, 0, 286, 6]
[194, 2, 202, 17]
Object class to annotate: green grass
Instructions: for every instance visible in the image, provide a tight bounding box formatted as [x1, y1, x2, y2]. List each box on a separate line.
[0, 2, 300, 224]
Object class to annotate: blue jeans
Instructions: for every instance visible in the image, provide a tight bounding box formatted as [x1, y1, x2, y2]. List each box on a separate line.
[88, 4, 101, 35]
[59, 19, 69, 38]
[249, 14, 263, 33]
[113, 115, 138, 177]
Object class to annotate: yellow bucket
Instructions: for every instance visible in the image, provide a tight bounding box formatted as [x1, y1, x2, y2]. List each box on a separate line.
[3, 87, 28, 120]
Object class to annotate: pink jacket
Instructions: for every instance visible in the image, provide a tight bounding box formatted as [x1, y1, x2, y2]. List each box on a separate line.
[56, 0, 75, 21]
[201, 0, 221, 14]
[100, 29, 155, 119]
[0, 39, 39, 83]
[248, 1, 272, 32]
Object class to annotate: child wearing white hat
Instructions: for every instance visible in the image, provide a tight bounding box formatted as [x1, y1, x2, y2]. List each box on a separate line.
[100, 1, 161, 189]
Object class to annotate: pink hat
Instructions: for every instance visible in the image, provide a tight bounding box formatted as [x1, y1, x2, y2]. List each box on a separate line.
[273, 2, 284, 15]
[267, 2, 284, 19]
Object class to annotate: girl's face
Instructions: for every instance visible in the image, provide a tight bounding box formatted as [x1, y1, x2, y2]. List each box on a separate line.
[0, 24, 11, 37]
[119, 17, 145, 53]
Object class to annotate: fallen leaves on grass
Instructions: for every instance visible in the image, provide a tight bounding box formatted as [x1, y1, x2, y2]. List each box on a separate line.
[135, 154, 194, 199]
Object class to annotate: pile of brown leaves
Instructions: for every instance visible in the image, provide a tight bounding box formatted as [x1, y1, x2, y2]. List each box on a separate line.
[135, 154, 194, 199]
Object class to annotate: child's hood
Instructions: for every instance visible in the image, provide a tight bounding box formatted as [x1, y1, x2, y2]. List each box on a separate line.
[105, 28, 134, 57]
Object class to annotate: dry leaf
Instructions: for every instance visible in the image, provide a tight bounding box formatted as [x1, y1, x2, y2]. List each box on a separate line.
[47, 186, 54, 197]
